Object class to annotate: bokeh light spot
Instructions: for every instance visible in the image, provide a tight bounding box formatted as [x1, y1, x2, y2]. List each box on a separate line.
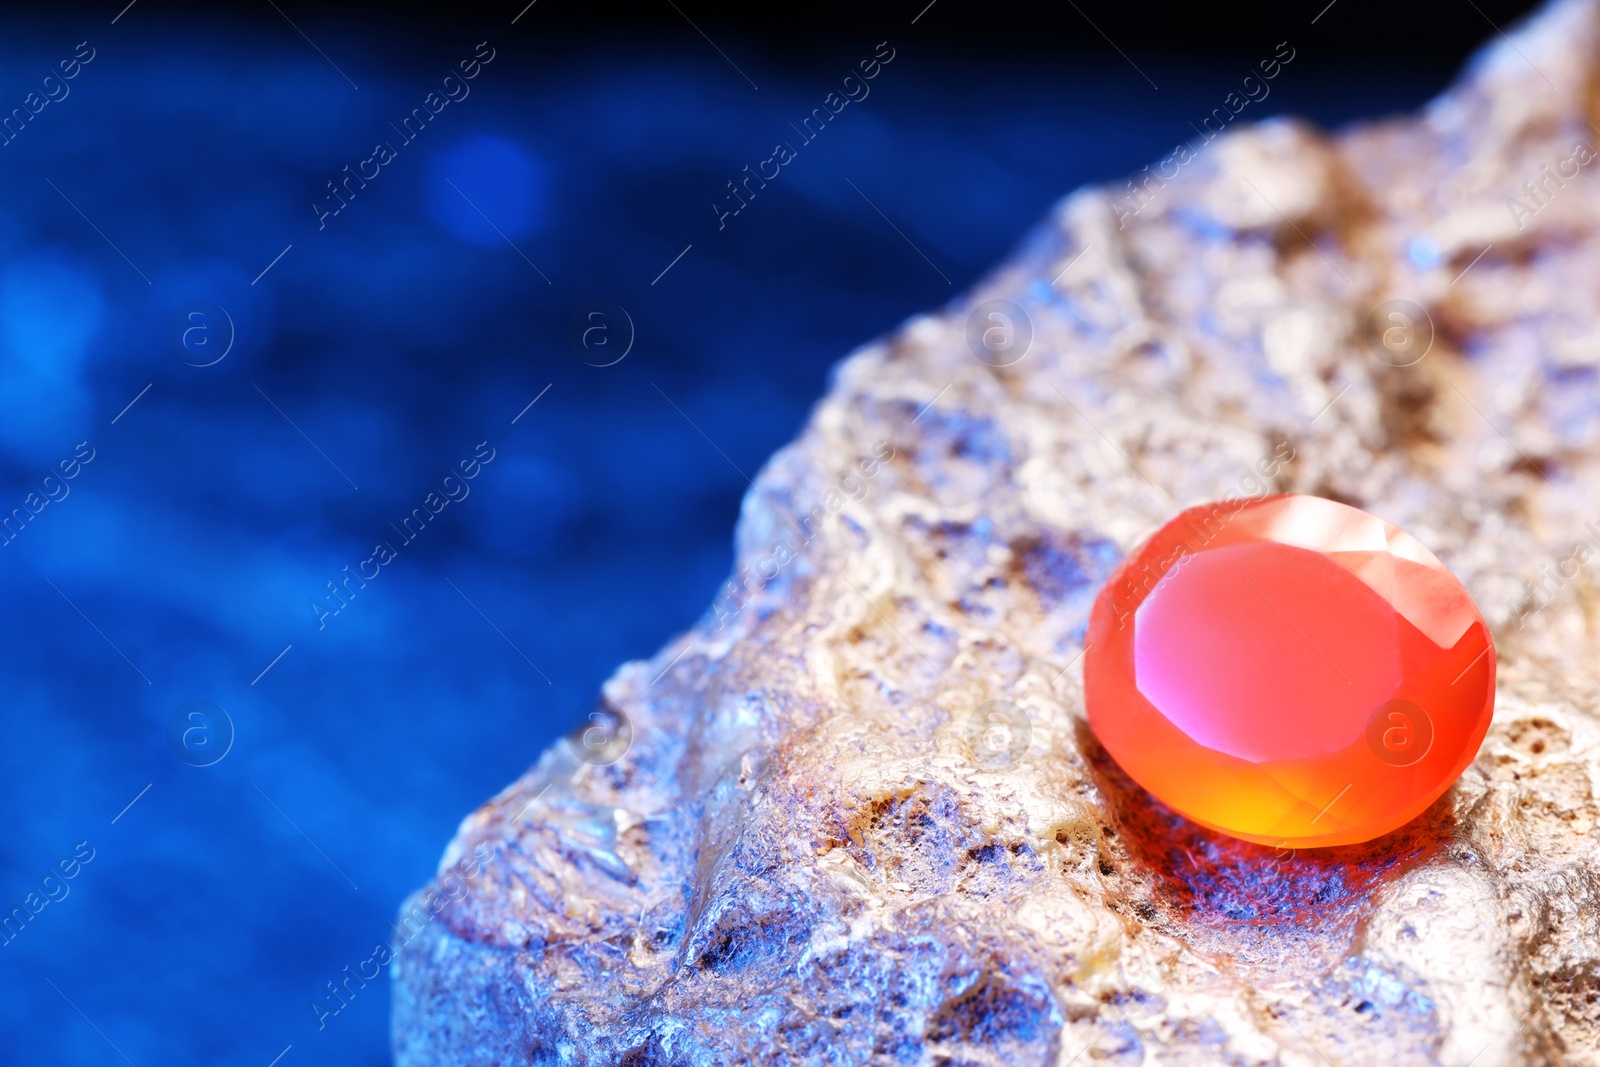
[428, 135, 546, 246]
[0, 248, 102, 453]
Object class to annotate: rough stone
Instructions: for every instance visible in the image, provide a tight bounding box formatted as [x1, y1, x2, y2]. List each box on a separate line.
[394, 3, 1600, 1063]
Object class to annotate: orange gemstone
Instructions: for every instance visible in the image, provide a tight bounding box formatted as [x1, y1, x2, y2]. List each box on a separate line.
[1084, 494, 1495, 848]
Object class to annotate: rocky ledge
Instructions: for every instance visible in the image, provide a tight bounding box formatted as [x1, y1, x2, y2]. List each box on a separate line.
[394, 3, 1600, 1063]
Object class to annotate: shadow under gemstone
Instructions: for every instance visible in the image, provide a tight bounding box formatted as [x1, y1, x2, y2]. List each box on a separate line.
[1074, 718, 1456, 980]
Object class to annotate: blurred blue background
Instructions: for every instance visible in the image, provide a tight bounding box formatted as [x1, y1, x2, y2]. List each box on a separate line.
[0, 2, 1536, 1064]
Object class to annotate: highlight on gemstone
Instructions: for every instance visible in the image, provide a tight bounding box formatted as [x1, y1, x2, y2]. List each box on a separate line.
[1084, 494, 1496, 848]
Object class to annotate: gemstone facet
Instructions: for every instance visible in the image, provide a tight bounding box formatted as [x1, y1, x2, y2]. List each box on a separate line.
[1085, 494, 1496, 848]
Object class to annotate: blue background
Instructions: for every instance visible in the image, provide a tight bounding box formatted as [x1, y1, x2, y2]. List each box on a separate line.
[0, 5, 1502, 1064]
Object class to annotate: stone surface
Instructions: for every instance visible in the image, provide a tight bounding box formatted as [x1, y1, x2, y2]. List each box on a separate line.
[393, 3, 1600, 1063]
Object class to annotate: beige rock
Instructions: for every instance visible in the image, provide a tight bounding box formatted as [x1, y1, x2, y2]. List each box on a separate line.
[394, 3, 1600, 1063]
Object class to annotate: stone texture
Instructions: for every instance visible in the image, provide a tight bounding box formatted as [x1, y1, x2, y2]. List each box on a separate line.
[393, 3, 1600, 1063]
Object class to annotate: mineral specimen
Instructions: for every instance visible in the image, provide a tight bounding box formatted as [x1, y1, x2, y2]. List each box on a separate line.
[395, 2, 1600, 1063]
[1084, 494, 1496, 849]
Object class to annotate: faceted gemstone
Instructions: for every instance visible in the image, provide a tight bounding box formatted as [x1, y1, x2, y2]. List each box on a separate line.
[1084, 494, 1496, 848]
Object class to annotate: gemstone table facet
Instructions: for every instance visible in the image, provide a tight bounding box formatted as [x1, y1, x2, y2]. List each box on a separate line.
[1085, 494, 1496, 848]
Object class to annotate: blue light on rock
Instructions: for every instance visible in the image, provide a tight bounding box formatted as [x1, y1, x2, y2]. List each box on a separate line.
[1408, 235, 1442, 269]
